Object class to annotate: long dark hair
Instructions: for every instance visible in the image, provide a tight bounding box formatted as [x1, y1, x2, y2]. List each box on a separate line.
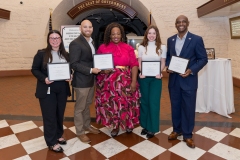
[43, 30, 69, 68]
[141, 25, 162, 55]
[103, 22, 125, 45]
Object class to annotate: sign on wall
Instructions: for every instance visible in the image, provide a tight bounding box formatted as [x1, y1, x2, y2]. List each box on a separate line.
[61, 25, 81, 52]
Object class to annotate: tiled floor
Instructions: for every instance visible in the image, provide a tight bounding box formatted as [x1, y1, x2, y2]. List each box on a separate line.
[0, 76, 240, 160]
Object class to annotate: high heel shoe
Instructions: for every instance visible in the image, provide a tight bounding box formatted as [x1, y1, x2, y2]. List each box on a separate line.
[111, 128, 119, 137]
[57, 137, 67, 145]
[48, 144, 64, 153]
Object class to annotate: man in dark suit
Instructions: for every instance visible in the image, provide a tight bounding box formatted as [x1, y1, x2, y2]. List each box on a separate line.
[166, 15, 208, 148]
[69, 20, 101, 143]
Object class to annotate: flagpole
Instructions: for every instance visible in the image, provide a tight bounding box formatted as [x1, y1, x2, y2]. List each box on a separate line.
[49, 8, 53, 31]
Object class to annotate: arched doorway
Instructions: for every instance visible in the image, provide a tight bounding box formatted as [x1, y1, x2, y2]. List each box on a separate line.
[51, 0, 154, 48]
[76, 8, 147, 48]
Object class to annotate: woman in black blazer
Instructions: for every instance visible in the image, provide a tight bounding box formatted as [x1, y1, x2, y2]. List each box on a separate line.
[31, 30, 71, 153]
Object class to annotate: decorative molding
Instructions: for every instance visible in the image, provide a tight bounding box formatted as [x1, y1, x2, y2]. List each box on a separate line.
[67, 0, 137, 19]
[0, 8, 11, 20]
[197, 0, 240, 17]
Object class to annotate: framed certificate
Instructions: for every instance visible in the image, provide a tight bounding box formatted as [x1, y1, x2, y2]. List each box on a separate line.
[141, 61, 161, 77]
[168, 56, 189, 74]
[93, 53, 114, 70]
[47, 63, 71, 81]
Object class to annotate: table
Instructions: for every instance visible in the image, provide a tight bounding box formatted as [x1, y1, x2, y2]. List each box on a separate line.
[196, 58, 235, 118]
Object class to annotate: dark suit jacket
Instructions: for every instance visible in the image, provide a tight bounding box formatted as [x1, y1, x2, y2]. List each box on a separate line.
[69, 35, 94, 88]
[166, 32, 208, 90]
[31, 50, 71, 98]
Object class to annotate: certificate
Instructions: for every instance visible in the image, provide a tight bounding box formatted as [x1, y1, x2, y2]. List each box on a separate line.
[141, 61, 161, 77]
[168, 56, 189, 74]
[47, 63, 71, 81]
[93, 53, 114, 70]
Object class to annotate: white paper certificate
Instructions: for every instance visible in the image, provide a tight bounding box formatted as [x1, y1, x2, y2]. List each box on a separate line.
[47, 63, 71, 81]
[141, 61, 161, 77]
[93, 54, 114, 70]
[168, 56, 189, 74]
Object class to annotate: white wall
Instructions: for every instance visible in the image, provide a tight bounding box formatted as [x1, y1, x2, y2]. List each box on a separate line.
[0, 0, 239, 78]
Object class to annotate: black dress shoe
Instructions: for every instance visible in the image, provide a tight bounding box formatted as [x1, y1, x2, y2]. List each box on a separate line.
[146, 132, 155, 139]
[57, 138, 67, 145]
[141, 128, 148, 135]
[48, 144, 64, 153]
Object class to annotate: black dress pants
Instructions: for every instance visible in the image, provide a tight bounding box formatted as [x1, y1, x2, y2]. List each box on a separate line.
[39, 81, 67, 146]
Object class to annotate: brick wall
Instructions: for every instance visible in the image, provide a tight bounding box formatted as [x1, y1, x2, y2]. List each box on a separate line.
[0, 0, 239, 78]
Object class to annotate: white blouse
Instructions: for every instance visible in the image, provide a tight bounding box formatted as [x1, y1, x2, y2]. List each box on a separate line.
[138, 41, 167, 61]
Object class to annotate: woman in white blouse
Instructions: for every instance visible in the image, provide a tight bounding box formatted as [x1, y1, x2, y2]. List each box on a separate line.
[138, 25, 166, 138]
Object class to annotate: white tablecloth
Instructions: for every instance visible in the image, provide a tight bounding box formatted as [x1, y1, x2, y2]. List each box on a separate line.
[196, 58, 235, 118]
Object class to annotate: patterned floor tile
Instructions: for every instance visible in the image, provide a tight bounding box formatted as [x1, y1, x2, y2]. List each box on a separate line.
[0, 120, 9, 128]
[0, 144, 27, 160]
[67, 147, 106, 160]
[21, 136, 47, 154]
[10, 121, 38, 134]
[208, 143, 240, 160]
[220, 135, 240, 150]
[229, 128, 240, 138]
[195, 127, 228, 142]
[0, 134, 20, 149]
[168, 141, 206, 160]
[61, 137, 91, 156]
[152, 150, 186, 160]
[130, 140, 166, 159]
[0, 126, 14, 138]
[93, 138, 128, 158]
[110, 149, 147, 160]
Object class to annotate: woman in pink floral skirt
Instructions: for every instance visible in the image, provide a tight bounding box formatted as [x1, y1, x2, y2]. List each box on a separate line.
[95, 22, 140, 137]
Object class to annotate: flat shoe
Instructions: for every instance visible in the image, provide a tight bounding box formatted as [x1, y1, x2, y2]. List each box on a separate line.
[141, 128, 148, 135]
[48, 144, 64, 153]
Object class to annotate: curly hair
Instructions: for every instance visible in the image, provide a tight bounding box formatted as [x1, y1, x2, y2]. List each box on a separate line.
[42, 30, 69, 68]
[140, 25, 162, 55]
[103, 22, 125, 45]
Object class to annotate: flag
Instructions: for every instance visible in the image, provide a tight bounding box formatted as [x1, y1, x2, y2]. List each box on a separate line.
[49, 9, 52, 31]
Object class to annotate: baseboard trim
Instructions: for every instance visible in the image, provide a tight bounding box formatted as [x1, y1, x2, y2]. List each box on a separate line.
[0, 70, 32, 77]
[1, 69, 240, 88]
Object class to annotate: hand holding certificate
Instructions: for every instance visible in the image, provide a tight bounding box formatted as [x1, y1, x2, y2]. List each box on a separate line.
[168, 56, 189, 74]
[141, 61, 161, 77]
[93, 53, 114, 70]
[47, 63, 71, 81]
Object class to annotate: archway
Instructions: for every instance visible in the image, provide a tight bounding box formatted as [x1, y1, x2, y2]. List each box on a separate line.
[50, 0, 155, 48]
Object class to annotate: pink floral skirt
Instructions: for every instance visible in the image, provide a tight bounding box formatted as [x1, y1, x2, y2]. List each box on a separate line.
[95, 68, 140, 129]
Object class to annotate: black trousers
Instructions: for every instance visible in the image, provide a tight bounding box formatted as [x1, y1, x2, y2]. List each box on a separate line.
[39, 81, 67, 146]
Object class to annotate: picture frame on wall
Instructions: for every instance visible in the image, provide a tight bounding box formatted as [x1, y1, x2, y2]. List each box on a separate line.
[206, 48, 215, 59]
[229, 16, 240, 39]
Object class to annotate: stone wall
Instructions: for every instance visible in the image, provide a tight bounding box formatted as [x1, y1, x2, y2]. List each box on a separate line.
[0, 0, 239, 78]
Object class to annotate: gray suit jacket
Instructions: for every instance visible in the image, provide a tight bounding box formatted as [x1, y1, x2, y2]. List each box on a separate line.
[69, 35, 94, 88]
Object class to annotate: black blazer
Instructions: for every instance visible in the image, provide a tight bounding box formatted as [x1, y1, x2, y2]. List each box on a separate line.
[31, 49, 71, 98]
[69, 35, 95, 88]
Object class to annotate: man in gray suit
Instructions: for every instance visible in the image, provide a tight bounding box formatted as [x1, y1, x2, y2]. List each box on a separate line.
[69, 20, 101, 143]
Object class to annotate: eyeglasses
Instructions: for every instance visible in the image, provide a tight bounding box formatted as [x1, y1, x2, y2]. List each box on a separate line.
[49, 37, 61, 40]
